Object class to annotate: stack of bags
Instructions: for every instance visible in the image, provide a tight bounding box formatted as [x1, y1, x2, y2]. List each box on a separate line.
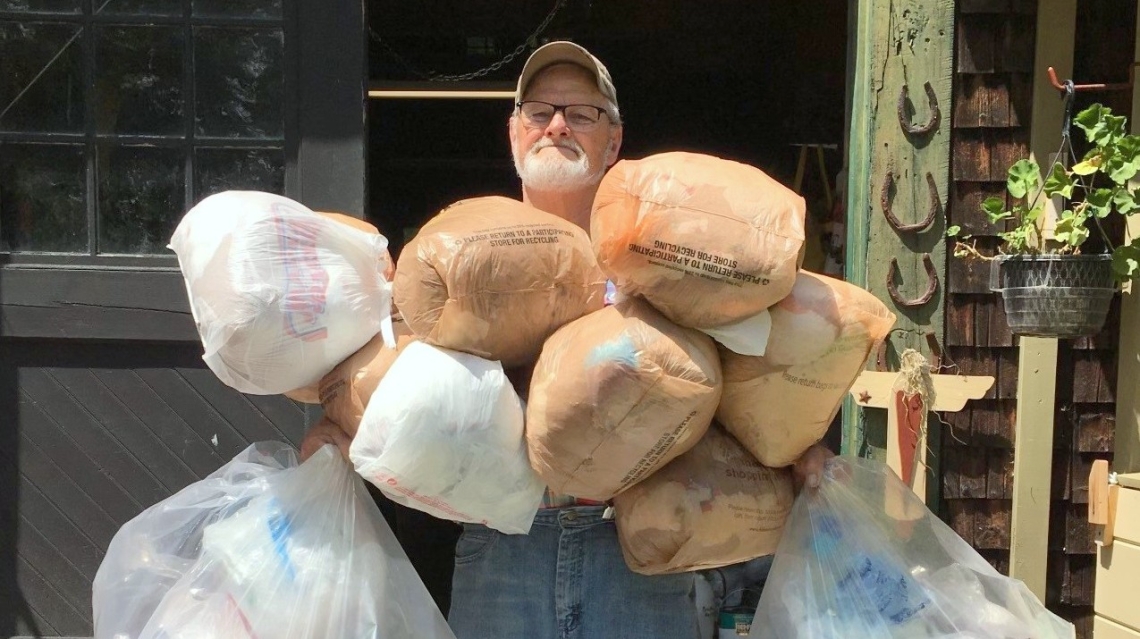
[165, 152, 896, 580]
[526, 151, 896, 574]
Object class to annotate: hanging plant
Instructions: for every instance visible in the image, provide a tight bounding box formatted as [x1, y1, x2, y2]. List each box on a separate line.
[948, 101, 1140, 338]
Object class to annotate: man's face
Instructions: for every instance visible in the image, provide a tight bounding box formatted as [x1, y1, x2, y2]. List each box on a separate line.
[509, 63, 623, 192]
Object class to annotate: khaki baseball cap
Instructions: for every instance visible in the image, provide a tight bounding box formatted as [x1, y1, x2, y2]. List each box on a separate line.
[515, 41, 619, 111]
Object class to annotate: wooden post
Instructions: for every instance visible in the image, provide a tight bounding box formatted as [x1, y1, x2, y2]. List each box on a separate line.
[1006, 0, 1075, 602]
[1113, 5, 1140, 475]
[842, 0, 954, 473]
[841, 0, 876, 457]
[1010, 337, 1060, 599]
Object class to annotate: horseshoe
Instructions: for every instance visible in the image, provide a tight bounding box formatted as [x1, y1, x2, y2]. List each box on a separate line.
[887, 253, 939, 308]
[897, 81, 941, 136]
[880, 171, 942, 233]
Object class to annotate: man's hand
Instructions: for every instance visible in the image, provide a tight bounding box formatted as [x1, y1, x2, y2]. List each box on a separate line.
[792, 443, 836, 492]
[299, 417, 353, 462]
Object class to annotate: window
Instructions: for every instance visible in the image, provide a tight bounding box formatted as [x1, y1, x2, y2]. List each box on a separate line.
[0, 0, 287, 256]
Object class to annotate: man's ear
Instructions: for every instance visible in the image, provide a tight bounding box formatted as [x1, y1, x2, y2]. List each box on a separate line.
[508, 115, 519, 148]
[605, 126, 623, 167]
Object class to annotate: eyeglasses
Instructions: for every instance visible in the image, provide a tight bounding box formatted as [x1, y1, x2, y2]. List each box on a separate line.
[516, 101, 610, 132]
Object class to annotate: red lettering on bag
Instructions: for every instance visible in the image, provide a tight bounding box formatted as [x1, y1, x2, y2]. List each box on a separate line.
[275, 207, 330, 342]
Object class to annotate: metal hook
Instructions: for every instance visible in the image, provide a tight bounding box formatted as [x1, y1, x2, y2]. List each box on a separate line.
[880, 171, 942, 234]
[1046, 64, 1140, 94]
[897, 82, 941, 136]
[887, 254, 939, 308]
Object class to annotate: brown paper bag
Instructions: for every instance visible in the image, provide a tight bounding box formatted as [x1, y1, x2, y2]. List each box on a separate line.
[613, 423, 794, 575]
[716, 272, 895, 467]
[394, 196, 606, 368]
[592, 152, 806, 329]
[526, 298, 722, 500]
[318, 321, 415, 436]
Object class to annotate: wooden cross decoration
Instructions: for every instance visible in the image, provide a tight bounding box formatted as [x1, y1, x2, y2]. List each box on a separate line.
[848, 348, 994, 511]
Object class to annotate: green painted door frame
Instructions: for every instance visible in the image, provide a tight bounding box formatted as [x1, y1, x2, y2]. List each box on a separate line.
[842, 0, 955, 484]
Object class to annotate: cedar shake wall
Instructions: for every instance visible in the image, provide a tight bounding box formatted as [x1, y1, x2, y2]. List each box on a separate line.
[945, 1, 1131, 636]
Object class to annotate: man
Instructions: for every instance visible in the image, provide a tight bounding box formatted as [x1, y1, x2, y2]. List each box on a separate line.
[303, 40, 833, 638]
[444, 41, 831, 639]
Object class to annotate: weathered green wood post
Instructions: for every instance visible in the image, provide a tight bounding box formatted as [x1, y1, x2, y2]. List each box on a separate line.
[844, 0, 955, 508]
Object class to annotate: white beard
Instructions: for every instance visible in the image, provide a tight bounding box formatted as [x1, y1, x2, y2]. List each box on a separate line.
[513, 137, 603, 192]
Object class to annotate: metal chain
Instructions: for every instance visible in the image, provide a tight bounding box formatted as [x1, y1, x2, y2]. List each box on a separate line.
[370, 0, 568, 82]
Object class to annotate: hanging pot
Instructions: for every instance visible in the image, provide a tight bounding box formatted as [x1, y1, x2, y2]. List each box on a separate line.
[990, 254, 1116, 339]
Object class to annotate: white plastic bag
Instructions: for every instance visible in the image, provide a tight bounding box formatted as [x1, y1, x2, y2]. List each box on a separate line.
[351, 341, 545, 534]
[751, 456, 1075, 639]
[697, 309, 772, 356]
[92, 442, 455, 639]
[169, 191, 394, 395]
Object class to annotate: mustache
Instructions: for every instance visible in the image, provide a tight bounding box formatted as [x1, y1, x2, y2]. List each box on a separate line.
[529, 138, 584, 156]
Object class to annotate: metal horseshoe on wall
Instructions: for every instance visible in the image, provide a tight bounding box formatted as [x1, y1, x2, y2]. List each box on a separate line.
[880, 170, 942, 233]
[897, 81, 941, 136]
[887, 253, 939, 308]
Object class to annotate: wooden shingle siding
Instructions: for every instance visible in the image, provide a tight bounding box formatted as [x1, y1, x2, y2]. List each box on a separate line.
[942, 0, 1127, 634]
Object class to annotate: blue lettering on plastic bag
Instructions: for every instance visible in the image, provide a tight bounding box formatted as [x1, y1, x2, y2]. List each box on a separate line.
[837, 554, 928, 625]
[809, 513, 845, 558]
[265, 498, 297, 582]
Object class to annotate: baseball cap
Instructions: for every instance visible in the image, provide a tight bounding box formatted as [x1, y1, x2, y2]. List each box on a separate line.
[515, 41, 619, 113]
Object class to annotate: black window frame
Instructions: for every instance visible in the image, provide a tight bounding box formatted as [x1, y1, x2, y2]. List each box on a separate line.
[0, 0, 367, 341]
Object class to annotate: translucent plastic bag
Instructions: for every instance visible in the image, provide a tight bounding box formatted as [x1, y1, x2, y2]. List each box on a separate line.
[351, 341, 545, 534]
[92, 442, 455, 639]
[751, 456, 1075, 639]
[169, 191, 394, 395]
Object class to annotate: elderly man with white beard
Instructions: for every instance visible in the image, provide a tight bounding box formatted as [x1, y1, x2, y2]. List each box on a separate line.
[447, 42, 835, 639]
[303, 39, 834, 639]
[508, 51, 623, 229]
[446, 41, 697, 639]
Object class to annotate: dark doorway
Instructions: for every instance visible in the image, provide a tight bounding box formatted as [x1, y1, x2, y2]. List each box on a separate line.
[366, 0, 849, 261]
[364, 0, 851, 610]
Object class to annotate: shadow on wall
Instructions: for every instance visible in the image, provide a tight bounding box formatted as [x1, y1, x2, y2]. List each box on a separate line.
[0, 339, 44, 638]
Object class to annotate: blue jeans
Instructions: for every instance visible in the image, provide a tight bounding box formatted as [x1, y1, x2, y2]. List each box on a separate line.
[448, 505, 703, 639]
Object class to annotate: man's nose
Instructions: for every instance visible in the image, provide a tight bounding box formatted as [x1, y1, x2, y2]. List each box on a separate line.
[544, 111, 572, 137]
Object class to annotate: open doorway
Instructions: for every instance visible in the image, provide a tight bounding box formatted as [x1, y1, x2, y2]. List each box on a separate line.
[366, 0, 849, 269]
[363, 0, 851, 608]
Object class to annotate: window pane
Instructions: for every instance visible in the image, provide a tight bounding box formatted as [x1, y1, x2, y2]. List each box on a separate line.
[194, 147, 283, 201]
[98, 145, 183, 254]
[95, 25, 184, 135]
[0, 0, 81, 13]
[194, 27, 284, 139]
[192, 0, 280, 19]
[102, 0, 181, 16]
[0, 21, 84, 133]
[0, 143, 86, 253]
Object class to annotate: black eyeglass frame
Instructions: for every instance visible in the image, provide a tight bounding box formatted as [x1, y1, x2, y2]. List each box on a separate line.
[515, 100, 612, 129]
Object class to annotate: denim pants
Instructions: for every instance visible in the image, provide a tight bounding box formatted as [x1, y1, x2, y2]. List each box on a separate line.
[448, 505, 703, 639]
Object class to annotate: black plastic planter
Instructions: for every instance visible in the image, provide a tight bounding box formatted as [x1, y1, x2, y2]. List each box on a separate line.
[989, 254, 1116, 339]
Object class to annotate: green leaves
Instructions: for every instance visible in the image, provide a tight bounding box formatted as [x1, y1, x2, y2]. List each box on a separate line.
[1085, 188, 1114, 218]
[1043, 162, 1075, 198]
[1075, 103, 1127, 147]
[1112, 239, 1140, 282]
[1072, 157, 1101, 176]
[982, 196, 1010, 224]
[1006, 159, 1040, 199]
[1053, 210, 1090, 248]
[1106, 134, 1140, 184]
[958, 102, 1140, 285]
[1114, 188, 1140, 215]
